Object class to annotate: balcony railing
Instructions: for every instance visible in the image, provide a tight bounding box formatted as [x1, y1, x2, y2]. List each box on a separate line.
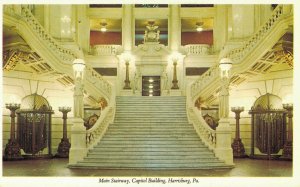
[184, 44, 212, 55]
[90, 45, 122, 56]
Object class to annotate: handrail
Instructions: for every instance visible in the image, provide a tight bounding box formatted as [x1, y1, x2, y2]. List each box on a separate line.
[17, 6, 112, 99]
[223, 5, 284, 62]
[190, 5, 291, 101]
[86, 106, 115, 149]
[187, 107, 216, 150]
[4, 6, 116, 164]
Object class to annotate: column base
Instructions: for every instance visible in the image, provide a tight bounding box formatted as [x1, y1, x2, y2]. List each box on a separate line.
[161, 90, 170, 96]
[3, 139, 23, 161]
[169, 90, 182, 96]
[215, 147, 234, 165]
[56, 138, 71, 158]
[282, 141, 293, 160]
[231, 138, 247, 158]
[120, 89, 133, 96]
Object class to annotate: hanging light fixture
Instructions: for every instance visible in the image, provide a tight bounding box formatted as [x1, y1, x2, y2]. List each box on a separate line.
[100, 22, 107, 32]
[196, 22, 204, 32]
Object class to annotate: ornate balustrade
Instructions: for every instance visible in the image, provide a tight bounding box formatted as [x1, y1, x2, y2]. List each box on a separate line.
[4, 6, 112, 99]
[187, 107, 216, 150]
[184, 44, 211, 55]
[4, 5, 116, 164]
[90, 45, 122, 56]
[86, 106, 115, 149]
[190, 5, 292, 102]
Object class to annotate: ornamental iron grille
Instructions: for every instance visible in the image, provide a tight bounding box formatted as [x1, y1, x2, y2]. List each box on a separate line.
[249, 93, 287, 159]
[17, 94, 53, 157]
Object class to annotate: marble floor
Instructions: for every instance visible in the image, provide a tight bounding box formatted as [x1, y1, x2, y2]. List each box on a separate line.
[2, 158, 292, 177]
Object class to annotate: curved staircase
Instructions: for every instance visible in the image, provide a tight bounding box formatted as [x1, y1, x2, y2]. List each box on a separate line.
[70, 96, 233, 169]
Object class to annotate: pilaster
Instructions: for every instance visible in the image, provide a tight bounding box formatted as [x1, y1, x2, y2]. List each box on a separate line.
[169, 5, 181, 51]
[122, 5, 134, 52]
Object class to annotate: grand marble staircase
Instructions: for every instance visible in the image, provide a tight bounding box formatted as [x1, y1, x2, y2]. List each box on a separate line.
[70, 96, 232, 169]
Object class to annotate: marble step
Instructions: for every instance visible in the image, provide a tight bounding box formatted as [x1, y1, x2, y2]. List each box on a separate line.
[90, 147, 210, 152]
[114, 118, 188, 122]
[94, 143, 205, 148]
[100, 136, 200, 140]
[105, 130, 196, 134]
[80, 158, 223, 164]
[103, 134, 198, 138]
[85, 154, 215, 160]
[87, 151, 213, 156]
[71, 162, 231, 169]
[96, 142, 203, 146]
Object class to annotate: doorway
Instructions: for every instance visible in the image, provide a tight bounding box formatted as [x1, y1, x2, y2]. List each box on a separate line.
[142, 76, 160, 96]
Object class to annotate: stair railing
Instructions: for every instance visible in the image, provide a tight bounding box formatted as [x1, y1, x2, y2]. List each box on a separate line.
[187, 107, 216, 150]
[190, 5, 291, 102]
[4, 5, 117, 164]
[86, 106, 115, 149]
[16, 6, 112, 100]
[187, 5, 292, 164]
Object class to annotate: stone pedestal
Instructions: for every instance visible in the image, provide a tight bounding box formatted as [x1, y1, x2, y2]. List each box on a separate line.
[169, 90, 182, 96]
[68, 118, 87, 165]
[120, 89, 133, 96]
[4, 139, 23, 161]
[215, 118, 234, 165]
[231, 138, 246, 158]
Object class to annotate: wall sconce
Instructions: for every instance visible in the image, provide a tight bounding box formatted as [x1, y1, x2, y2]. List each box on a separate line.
[196, 22, 204, 32]
[100, 22, 107, 32]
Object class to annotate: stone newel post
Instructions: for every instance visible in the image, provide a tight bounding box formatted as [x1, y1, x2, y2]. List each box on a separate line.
[215, 58, 234, 165]
[69, 59, 87, 165]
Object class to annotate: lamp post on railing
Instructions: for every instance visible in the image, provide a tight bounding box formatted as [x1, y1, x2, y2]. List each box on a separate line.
[282, 103, 293, 160]
[219, 58, 232, 119]
[69, 59, 87, 165]
[171, 56, 179, 89]
[73, 59, 85, 118]
[4, 103, 22, 160]
[169, 52, 181, 90]
[214, 58, 234, 165]
[231, 106, 246, 158]
[56, 107, 72, 158]
[122, 53, 132, 90]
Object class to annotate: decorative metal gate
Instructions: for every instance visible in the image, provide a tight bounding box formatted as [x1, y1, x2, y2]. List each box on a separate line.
[17, 93, 53, 157]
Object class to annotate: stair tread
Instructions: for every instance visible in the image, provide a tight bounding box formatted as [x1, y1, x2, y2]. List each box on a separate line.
[73, 96, 228, 169]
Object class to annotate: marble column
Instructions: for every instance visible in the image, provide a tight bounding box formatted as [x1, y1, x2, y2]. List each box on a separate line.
[231, 5, 255, 38]
[169, 5, 181, 52]
[122, 4, 134, 52]
[48, 5, 74, 40]
[214, 5, 228, 52]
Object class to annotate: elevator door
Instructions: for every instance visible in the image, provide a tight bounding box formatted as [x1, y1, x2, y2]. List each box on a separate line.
[142, 76, 160, 96]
